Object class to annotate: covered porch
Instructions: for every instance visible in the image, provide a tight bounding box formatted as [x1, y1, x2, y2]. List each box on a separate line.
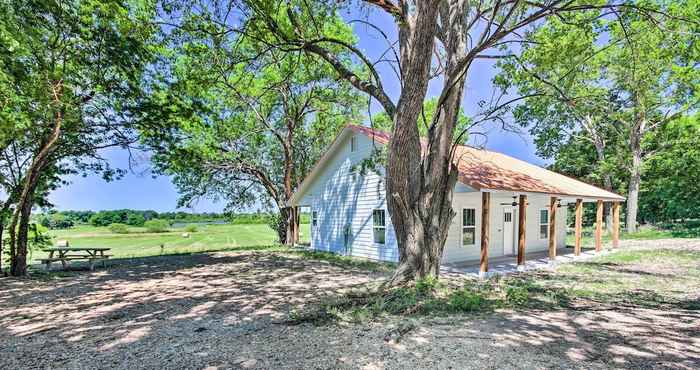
[443, 245, 604, 277]
[473, 192, 622, 277]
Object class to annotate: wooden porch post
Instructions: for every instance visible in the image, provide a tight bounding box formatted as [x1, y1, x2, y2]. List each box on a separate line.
[517, 194, 527, 269]
[595, 200, 604, 253]
[574, 199, 583, 256]
[548, 197, 557, 260]
[612, 201, 620, 248]
[480, 192, 490, 276]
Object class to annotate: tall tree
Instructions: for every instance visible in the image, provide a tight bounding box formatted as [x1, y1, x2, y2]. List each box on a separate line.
[497, 0, 700, 232]
[639, 114, 700, 223]
[230, 0, 674, 285]
[0, 0, 157, 276]
[139, 6, 361, 244]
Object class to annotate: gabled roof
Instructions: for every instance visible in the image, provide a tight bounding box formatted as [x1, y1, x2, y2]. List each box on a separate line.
[451, 144, 624, 200]
[291, 124, 624, 205]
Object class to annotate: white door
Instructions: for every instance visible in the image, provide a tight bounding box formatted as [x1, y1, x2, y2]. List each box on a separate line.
[503, 208, 515, 255]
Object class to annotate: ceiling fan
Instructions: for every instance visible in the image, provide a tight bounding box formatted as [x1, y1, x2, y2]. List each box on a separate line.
[500, 196, 519, 207]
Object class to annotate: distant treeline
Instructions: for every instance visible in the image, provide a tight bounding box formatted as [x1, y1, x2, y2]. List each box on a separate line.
[37, 209, 310, 229]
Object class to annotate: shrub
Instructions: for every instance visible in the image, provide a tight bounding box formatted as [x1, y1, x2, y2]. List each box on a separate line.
[144, 219, 170, 233]
[184, 224, 198, 233]
[126, 213, 146, 226]
[505, 285, 530, 306]
[38, 213, 75, 229]
[108, 223, 129, 234]
[448, 288, 487, 312]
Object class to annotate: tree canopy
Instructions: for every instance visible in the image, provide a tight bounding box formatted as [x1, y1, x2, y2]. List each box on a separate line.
[138, 0, 362, 243]
[0, 0, 158, 275]
[496, 0, 700, 231]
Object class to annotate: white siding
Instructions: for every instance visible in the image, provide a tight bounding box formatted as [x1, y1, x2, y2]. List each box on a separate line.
[302, 132, 568, 264]
[442, 192, 568, 263]
[308, 133, 398, 262]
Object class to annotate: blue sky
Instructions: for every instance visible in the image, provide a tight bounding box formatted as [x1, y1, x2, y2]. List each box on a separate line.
[48, 6, 546, 213]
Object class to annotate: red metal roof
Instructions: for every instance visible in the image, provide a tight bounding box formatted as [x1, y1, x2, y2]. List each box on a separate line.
[347, 124, 624, 201]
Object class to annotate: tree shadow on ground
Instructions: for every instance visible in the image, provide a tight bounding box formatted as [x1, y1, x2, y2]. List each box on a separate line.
[0, 251, 387, 369]
[1, 246, 699, 369]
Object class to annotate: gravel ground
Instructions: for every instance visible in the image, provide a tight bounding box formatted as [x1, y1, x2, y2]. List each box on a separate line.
[1, 240, 699, 369]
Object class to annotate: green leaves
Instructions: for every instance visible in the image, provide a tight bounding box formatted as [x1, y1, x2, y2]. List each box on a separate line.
[640, 115, 700, 222]
[496, 0, 700, 224]
[139, 0, 363, 211]
[371, 97, 473, 144]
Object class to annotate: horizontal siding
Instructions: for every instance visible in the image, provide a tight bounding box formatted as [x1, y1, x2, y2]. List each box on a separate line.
[309, 133, 398, 262]
[442, 193, 568, 263]
[306, 130, 569, 265]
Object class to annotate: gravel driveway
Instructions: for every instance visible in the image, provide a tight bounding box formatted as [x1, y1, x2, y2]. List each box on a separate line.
[1, 241, 699, 369]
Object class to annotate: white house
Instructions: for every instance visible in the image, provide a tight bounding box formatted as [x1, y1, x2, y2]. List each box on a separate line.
[290, 125, 625, 271]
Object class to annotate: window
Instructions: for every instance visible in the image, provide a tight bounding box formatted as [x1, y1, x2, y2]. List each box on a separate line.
[350, 136, 357, 152]
[373, 209, 386, 244]
[312, 211, 318, 227]
[539, 209, 549, 239]
[504, 212, 512, 222]
[462, 208, 476, 246]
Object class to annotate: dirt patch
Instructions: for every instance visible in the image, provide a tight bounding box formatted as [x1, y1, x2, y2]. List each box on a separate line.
[1, 243, 699, 369]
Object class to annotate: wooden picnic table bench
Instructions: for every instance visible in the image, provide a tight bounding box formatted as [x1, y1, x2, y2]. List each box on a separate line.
[40, 247, 112, 271]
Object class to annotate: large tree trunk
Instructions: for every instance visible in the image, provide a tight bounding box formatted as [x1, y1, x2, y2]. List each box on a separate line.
[384, 2, 440, 285]
[626, 142, 643, 233]
[385, 1, 465, 286]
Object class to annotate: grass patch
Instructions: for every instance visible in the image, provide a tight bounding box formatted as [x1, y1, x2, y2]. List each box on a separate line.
[34, 223, 311, 263]
[292, 246, 700, 324]
[291, 277, 505, 324]
[567, 221, 700, 247]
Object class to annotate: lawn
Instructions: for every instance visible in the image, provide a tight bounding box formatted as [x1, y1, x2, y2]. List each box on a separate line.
[565, 221, 700, 248]
[32, 223, 311, 263]
[304, 239, 700, 321]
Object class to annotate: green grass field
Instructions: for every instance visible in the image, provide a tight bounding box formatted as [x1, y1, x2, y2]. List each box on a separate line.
[565, 221, 700, 248]
[32, 223, 311, 263]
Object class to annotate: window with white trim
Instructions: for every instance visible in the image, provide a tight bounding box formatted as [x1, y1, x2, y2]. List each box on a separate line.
[350, 136, 357, 152]
[312, 211, 318, 227]
[373, 209, 386, 244]
[462, 208, 476, 246]
[539, 209, 549, 239]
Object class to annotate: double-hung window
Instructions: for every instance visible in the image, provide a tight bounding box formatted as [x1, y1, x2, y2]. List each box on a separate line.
[373, 209, 386, 244]
[539, 209, 549, 239]
[312, 211, 318, 227]
[462, 208, 476, 246]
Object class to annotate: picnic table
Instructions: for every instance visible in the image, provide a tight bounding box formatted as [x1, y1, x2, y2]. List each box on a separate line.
[40, 247, 112, 271]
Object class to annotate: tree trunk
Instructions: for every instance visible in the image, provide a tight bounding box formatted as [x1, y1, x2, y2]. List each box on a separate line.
[9, 83, 63, 276]
[284, 206, 299, 245]
[0, 218, 4, 275]
[10, 194, 33, 276]
[626, 143, 643, 233]
[587, 117, 614, 233]
[384, 2, 440, 285]
[385, 1, 465, 286]
[274, 206, 300, 246]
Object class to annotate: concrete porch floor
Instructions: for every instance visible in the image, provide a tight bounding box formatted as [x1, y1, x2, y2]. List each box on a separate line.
[441, 246, 607, 278]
